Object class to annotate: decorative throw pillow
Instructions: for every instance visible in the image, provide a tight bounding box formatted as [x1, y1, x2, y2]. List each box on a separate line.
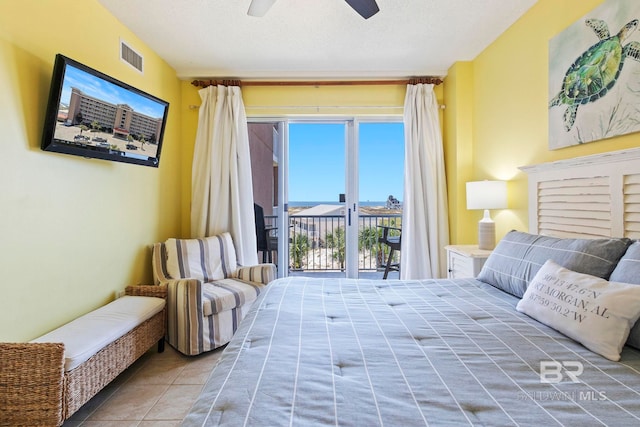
[163, 233, 238, 282]
[609, 241, 640, 283]
[477, 230, 630, 298]
[608, 241, 640, 349]
[516, 260, 640, 361]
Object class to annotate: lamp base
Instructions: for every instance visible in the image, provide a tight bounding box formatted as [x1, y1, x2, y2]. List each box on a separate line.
[478, 210, 496, 250]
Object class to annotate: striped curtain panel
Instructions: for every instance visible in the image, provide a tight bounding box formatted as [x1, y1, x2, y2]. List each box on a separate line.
[191, 85, 258, 266]
[401, 84, 450, 279]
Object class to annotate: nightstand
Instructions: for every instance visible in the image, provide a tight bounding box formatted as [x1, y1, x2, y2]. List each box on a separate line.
[445, 245, 493, 279]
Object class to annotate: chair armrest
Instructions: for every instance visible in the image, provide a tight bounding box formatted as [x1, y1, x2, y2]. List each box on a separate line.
[163, 279, 205, 355]
[0, 343, 65, 426]
[377, 225, 402, 244]
[125, 284, 167, 299]
[233, 263, 277, 285]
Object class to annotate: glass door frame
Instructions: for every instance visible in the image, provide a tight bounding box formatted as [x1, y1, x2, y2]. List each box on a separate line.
[248, 116, 403, 279]
[346, 117, 405, 278]
[287, 119, 350, 278]
[345, 120, 359, 278]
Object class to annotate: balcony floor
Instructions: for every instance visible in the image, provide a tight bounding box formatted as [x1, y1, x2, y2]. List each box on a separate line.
[287, 270, 399, 280]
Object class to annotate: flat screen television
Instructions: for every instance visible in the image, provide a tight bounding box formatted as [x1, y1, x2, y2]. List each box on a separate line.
[41, 54, 169, 167]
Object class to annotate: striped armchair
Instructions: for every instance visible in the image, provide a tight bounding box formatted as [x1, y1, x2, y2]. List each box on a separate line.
[151, 232, 276, 355]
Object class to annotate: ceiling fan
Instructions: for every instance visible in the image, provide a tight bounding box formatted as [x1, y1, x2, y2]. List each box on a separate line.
[247, 0, 380, 19]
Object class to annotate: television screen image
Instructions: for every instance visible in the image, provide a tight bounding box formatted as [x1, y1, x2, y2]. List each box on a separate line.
[41, 54, 169, 167]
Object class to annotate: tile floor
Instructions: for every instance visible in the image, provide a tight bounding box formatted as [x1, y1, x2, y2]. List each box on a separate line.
[62, 344, 223, 426]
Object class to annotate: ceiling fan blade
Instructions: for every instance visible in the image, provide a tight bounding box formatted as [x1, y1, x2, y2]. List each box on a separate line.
[247, 0, 277, 17]
[344, 0, 379, 19]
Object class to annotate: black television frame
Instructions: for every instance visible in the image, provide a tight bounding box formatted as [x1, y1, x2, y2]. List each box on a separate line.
[41, 54, 169, 167]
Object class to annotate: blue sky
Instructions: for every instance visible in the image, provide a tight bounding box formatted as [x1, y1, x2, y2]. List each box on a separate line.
[288, 122, 404, 202]
[59, 64, 166, 119]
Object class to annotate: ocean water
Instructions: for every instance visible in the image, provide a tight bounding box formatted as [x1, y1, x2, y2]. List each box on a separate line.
[289, 201, 396, 208]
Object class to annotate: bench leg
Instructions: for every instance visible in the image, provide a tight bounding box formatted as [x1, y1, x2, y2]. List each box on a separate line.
[157, 338, 165, 353]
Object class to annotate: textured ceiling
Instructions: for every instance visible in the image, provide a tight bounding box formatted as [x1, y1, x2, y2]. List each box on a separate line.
[98, 0, 538, 80]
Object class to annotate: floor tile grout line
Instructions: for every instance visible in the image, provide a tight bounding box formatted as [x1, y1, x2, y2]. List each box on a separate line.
[75, 350, 170, 424]
[64, 346, 223, 425]
[139, 365, 189, 422]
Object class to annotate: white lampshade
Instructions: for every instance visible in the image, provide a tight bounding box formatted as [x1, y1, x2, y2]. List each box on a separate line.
[466, 181, 507, 250]
[466, 180, 508, 210]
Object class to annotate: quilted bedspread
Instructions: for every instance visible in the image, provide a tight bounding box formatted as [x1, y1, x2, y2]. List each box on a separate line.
[183, 277, 640, 426]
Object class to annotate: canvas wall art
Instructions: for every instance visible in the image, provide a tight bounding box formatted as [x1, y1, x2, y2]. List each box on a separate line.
[548, 0, 640, 150]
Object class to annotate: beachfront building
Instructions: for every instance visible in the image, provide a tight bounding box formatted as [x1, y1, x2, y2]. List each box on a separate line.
[66, 88, 163, 142]
[290, 204, 346, 248]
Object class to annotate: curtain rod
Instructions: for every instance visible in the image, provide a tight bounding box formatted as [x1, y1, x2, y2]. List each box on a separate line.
[188, 104, 446, 110]
[190, 77, 443, 89]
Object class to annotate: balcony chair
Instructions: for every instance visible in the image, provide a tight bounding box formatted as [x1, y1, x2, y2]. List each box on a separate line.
[150, 232, 276, 355]
[378, 225, 401, 279]
[254, 203, 278, 263]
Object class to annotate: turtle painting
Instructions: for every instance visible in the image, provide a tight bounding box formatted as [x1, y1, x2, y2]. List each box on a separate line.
[549, 18, 640, 132]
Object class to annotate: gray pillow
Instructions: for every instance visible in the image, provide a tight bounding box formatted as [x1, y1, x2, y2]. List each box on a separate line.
[477, 230, 631, 298]
[609, 241, 640, 349]
[610, 241, 640, 283]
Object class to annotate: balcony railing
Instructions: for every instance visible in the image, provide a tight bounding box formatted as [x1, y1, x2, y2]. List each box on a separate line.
[266, 214, 402, 272]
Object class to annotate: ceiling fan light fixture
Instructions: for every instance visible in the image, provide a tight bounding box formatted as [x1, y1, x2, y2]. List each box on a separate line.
[248, 0, 379, 20]
[247, 0, 277, 17]
[345, 0, 380, 19]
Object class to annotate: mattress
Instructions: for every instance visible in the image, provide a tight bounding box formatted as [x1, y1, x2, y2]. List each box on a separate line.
[183, 277, 640, 426]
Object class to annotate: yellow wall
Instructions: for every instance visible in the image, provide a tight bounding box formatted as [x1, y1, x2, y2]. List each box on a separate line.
[443, 62, 475, 244]
[0, 0, 182, 341]
[181, 81, 200, 237]
[448, 0, 640, 243]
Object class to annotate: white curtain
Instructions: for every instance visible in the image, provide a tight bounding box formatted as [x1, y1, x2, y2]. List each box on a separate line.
[401, 84, 450, 279]
[191, 85, 258, 266]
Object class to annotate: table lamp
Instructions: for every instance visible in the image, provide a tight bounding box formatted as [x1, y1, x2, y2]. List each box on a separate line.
[466, 180, 507, 250]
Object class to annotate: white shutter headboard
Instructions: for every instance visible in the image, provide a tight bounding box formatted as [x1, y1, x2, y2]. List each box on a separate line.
[520, 148, 640, 239]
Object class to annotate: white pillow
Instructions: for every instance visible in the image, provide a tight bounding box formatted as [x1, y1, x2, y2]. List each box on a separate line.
[516, 259, 640, 361]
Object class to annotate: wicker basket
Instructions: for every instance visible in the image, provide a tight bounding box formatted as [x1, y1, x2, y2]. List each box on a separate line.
[0, 285, 166, 426]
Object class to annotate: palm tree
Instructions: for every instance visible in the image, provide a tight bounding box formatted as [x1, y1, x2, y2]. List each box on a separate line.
[290, 232, 310, 270]
[359, 226, 380, 268]
[325, 226, 346, 270]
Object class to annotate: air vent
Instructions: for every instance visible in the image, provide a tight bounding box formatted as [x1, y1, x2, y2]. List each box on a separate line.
[120, 39, 143, 73]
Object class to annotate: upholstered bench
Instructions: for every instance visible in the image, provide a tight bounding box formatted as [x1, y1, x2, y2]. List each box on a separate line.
[0, 294, 166, 426]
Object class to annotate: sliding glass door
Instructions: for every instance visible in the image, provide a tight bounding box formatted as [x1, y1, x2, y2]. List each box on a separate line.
[248, 119, 403, 279]
[289, 122, 348, 277]
[357, 121, 404, 278]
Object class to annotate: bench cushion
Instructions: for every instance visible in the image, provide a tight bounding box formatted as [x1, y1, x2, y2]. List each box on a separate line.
[202, 279, 264, 316]
[31, 296, 165, 372]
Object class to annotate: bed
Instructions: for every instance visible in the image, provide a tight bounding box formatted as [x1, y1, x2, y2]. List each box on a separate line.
[183, 148, 640, 426]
